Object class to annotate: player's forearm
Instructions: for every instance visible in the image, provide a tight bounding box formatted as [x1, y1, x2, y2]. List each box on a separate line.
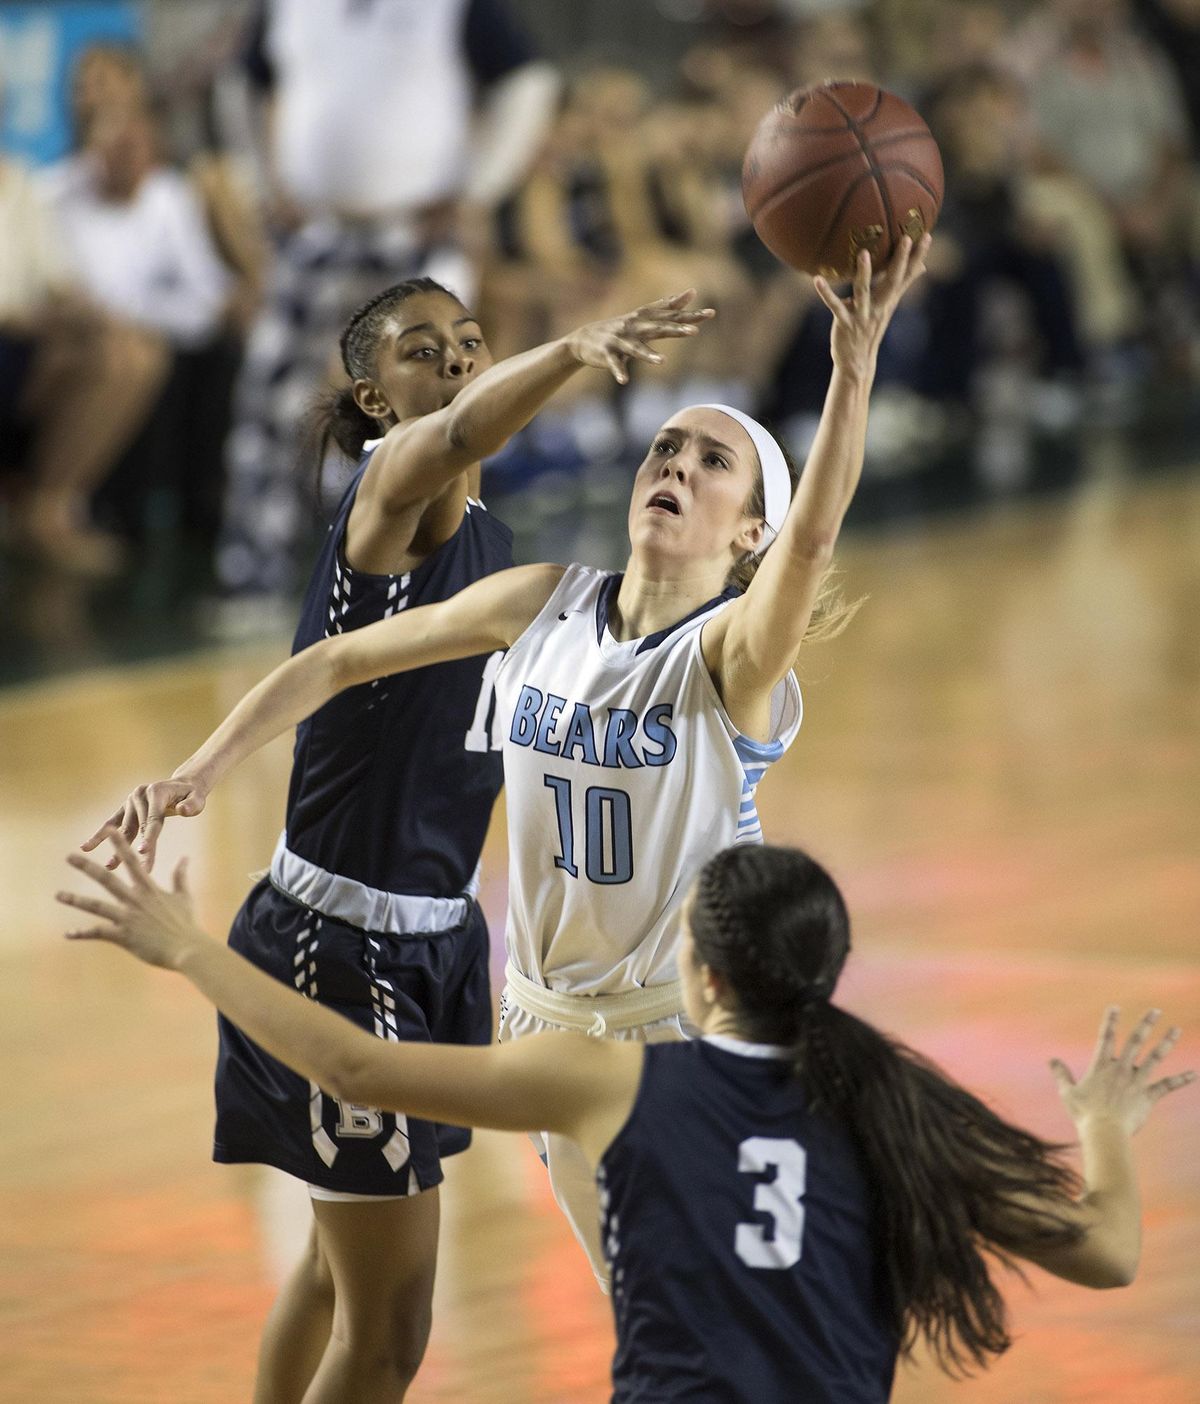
[781, 362, 874, 559]
[1073, 1116, 1142, 1285]
[174, 932, 562, 1134]
[174, 642, 343, 792]
[444, 335, 582, 461]
[175, 929, 394, 1103]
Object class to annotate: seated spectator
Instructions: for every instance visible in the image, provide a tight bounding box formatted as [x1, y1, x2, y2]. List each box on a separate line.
[44, 97, 246, 551]
[1007, 0, 1199, 363]
[44, 101, 232, 351]
[1134, 0, 1200, 154]
[70, 39, 267, 341]
[920, 64, 1086, 401]
[0, 150, 167, 574]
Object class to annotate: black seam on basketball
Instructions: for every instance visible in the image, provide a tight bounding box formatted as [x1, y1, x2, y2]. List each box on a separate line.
[813, 168, 878, 271]
[877, 162, 941, 205]
[815, 84, 884, 129]
[865, 129, 940, 153]
[823, 87, 897, 258]
[746, 145, 877, 220]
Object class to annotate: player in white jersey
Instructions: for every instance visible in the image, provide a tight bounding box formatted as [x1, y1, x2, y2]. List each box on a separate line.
[92, 236, 930, 1285]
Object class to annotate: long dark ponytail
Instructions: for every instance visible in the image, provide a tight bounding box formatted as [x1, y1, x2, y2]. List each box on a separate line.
[689, 844, 1086, 1375]
[306, 276, 460, 500]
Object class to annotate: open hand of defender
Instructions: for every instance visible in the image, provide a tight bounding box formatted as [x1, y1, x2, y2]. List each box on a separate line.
[1052, 1006, 1196, 1138]
[564, 290, 715, 385]
[59, 830, 206, 969]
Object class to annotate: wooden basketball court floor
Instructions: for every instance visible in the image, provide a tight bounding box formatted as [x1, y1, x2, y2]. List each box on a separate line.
[2, 465, 1197, 1403]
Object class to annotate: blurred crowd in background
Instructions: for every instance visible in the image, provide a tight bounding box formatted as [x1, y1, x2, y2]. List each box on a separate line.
[1, 0, 1198, 625]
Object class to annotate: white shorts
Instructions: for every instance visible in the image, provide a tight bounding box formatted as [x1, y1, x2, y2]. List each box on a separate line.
[498, 990, 693, 1291]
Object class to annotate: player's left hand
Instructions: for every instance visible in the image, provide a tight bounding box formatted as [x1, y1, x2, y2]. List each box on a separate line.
[813, 232, 931, 383]
[1051, 1006, 1196, 1138]
[57, 830, 208, 971]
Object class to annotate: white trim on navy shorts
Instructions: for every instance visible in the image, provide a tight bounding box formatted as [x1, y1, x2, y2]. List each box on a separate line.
[270, 833, 477, 936]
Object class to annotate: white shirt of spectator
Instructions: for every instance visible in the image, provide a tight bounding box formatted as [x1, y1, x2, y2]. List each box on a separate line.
[266, 0, 473, 215]
[41, 158, 230, 347]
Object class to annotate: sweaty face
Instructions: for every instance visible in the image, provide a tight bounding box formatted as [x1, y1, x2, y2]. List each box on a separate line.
[359, 291, 493, 425]
[627, 407, 764, 569]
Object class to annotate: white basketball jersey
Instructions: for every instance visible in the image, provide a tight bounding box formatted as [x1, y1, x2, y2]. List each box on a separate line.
[493, 565, 802, 997]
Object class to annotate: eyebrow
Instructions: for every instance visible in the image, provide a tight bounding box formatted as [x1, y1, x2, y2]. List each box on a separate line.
[660, 426, 738, 459]
[395, 315, 480, 340]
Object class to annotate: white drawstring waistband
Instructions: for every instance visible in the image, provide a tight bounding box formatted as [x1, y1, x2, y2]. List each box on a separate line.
[503, 961, 684, 1038]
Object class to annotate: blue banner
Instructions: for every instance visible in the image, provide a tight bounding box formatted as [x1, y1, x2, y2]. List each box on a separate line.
[0, 1, 141, 166]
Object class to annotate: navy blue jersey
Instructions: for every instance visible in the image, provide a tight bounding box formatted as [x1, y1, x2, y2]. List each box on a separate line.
[285, 453, 513, 896]
[600, 1037, 897, 1404]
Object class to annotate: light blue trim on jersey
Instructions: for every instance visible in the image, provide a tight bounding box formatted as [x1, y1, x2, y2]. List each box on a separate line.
[732, 735, 780, 846]
[733, 731, 785, 771]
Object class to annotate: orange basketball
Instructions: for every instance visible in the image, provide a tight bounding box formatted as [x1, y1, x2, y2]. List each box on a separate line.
[742, 81, 943, 279]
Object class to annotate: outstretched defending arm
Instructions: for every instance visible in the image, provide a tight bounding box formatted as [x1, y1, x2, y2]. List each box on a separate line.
[989, 1007, 1194, 1288]
[362, 293, 714, 514]
[82, 563, 564, 869]
[59, 833, 641, 1146]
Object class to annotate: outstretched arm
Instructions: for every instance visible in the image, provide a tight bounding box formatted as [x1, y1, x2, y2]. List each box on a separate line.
[364, 292, 714, 514]
[58, 834, 640, 1148]
[990, 1007, 1194, 1288]
[83, 562, 564, 868]
[703, 235, 930, 739]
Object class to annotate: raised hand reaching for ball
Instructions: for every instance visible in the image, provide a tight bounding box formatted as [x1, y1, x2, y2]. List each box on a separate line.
[812, 233, 931, 382]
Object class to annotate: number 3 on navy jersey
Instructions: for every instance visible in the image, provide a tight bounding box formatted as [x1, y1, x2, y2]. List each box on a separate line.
[735, 1136, 807, 1269]
[544, 775, 634, 884]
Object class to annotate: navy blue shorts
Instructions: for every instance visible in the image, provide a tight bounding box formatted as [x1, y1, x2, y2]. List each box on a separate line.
[213, 878, 492, 1195]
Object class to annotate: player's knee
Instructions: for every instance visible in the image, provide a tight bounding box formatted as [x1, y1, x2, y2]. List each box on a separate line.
[384, 1294, 433, 1382]
[333, 1299, 432, 1388]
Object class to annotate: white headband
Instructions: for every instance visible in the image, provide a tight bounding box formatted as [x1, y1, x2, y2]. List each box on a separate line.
[694, 404, 790, 553]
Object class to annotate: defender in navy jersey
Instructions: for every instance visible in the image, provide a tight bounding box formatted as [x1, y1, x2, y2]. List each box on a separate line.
[282, 464, 509, 900]
[64, 837, 1195, 1403]
[212, 460, 512, 1195]
[599, 1036, 895, 1403]
[85, 281, 712, 1400]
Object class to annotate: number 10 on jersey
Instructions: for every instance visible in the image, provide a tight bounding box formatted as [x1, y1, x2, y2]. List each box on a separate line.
[544, 775, 634, 884]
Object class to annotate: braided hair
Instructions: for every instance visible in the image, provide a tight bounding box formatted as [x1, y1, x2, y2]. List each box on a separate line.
[688, 844, 1086, 1376]
[307, 277, 461, 492]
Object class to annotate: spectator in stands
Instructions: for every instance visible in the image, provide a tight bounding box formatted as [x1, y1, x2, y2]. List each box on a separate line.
[215, 0, 559, 613]
[1008, 0, 1199, 346]
[920, 64, 1085, 402]
[1133, 0, 1200, 153]
[45, 101, 232, 351]
[0, 146, 166, 575]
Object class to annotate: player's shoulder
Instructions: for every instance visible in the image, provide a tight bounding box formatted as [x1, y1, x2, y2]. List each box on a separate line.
[554, 561, 614, 600]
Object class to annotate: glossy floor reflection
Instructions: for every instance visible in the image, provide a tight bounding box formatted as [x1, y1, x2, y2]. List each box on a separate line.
[2, 467, 1197, 1402]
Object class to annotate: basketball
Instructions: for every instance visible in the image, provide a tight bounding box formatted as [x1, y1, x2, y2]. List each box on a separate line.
[742, 80, 944, 280]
